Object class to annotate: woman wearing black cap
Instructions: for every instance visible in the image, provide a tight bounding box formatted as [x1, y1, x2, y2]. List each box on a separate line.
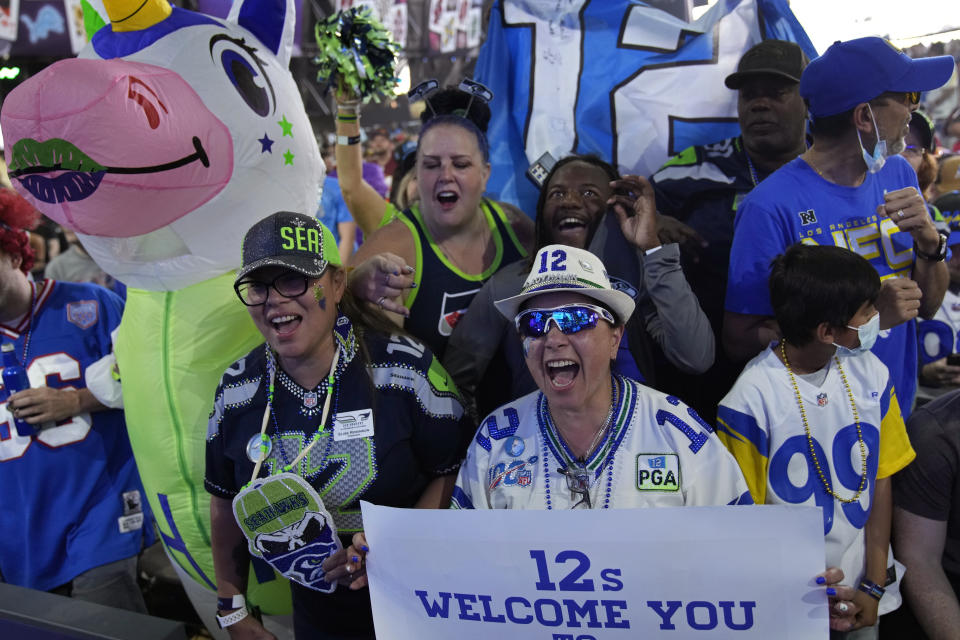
[205, 212, 472, 639]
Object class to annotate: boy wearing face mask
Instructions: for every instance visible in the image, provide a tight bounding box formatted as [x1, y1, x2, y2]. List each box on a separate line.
[724, 37, 954, 419]
[718, 244, 915, 637]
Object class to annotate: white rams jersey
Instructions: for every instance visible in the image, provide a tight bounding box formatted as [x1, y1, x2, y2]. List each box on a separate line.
[452, 376, 752, 511]
[717, 346, 915, 614]
[918, 288, 960, 364]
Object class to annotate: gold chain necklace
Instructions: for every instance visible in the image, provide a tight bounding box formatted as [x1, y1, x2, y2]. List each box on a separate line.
[779, 341, 868, 503]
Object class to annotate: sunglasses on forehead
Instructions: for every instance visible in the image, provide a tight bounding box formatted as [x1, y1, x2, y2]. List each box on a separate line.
[514, 304, 616, 339]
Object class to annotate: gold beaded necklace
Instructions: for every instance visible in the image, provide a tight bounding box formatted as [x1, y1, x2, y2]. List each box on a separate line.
[779, 341, 868, 503]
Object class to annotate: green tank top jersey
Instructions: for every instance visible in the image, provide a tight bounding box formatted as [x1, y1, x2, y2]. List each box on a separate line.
[395, 199, 527, 359]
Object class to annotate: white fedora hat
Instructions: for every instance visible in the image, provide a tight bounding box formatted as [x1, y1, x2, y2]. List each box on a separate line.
[494, 245, 635, 323]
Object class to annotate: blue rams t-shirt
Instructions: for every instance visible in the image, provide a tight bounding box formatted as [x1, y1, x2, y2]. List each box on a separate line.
[726, 154, 921, 416]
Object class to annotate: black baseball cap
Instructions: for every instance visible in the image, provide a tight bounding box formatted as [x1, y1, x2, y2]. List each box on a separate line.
[909, 110, 936, 153]
[725, 40, 808, 89]
[235, 212, 340, 283]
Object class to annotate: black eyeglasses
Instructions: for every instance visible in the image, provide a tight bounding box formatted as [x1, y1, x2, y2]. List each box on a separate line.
[557, 465, 592, 509]
[235, 272, 309, 306]
[515, 304, 615, 339]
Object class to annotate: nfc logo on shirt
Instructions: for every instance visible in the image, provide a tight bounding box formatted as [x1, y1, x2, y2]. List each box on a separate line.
[798, 210, 817, 226]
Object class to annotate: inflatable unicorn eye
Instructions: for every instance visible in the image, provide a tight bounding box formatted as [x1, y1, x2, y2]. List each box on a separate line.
[211, 35, 274, 117]
[0, 0, 322, 291]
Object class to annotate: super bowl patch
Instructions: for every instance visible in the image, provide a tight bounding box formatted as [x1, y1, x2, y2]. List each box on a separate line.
[636, 454, 680, 491]
[488, 456, 537, 490]
[66, 300, 98, 329]
[233, 472, 341, 593]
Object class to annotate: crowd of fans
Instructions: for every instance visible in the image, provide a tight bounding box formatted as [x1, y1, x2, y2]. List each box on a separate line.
[2, 30, 960, 640]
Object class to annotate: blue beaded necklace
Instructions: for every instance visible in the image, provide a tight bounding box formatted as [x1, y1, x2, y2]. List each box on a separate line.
[538, 375, 622, 510]
[246, 313, 356, 485]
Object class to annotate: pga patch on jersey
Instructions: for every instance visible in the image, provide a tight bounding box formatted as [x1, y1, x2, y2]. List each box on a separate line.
[66, 300, 98, 329]
[636, 453, 680, 491]
[334, 409, 374, 441]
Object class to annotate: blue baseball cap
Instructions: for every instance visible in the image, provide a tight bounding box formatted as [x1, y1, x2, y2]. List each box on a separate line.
[799, 37, 955, 117]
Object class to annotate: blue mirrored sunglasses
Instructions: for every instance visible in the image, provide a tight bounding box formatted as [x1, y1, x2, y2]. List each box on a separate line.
[514, 304, 615, 338]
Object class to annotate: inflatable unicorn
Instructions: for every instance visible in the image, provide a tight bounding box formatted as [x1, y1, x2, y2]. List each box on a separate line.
[1, 0, 323, 625]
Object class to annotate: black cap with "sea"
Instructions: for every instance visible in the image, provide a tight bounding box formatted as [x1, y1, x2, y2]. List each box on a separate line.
[235, 211, 341, 283]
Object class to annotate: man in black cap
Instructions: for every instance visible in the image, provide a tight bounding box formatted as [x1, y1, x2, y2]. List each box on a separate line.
[650, 39, 809, 421]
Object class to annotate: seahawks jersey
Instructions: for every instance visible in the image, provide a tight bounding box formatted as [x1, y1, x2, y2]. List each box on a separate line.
[651, 135, 755, 333]
[918, 288, 960, 364]
[726, 155, 923, 416]
[0, 280, 151, 590]
[397, 199, 527, 360]
[717, 346, 915, 614]
[205, 322, 472, 635]
[451, 375, 752, 510]
[205, 328, 471, 532]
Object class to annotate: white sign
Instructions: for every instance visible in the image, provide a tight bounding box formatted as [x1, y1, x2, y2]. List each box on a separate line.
[361, 503, 828, 639]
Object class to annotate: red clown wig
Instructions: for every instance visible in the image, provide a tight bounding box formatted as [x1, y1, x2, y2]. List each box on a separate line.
[0, 188, 41, 274]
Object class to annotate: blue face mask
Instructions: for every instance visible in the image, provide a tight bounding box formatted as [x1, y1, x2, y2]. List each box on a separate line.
[856, 104, 887, 174]
[834, 313, 880, 356]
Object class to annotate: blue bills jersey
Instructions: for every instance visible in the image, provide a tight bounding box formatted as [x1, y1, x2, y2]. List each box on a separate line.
[726, 155, 923, 415]
[0, 280, 152, 590]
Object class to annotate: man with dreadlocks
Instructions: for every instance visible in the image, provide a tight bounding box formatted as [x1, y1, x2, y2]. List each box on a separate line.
[443, 153, 713, 420]
[0, 189, 152, 611]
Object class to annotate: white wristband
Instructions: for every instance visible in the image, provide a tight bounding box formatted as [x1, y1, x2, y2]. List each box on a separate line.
[644, 245, 663, 256]
[216, 607, 248, 629]
[217, 594, 245, 610]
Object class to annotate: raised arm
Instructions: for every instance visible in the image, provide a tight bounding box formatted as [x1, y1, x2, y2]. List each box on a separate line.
[334, 97, 391, 235]
[878, 187, 948, 318]
[609, 175, 714, 372]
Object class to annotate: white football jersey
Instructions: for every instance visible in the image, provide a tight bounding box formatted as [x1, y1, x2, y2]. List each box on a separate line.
[717, 346, 915, 614]
[918, 288, 960, 363]
[452, 376, 752, 511]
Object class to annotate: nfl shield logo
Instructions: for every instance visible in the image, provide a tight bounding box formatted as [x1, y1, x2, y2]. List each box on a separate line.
[303, 392, 318, 409]
[66, 300, 98, 329]
[817, 393, 828, 407]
